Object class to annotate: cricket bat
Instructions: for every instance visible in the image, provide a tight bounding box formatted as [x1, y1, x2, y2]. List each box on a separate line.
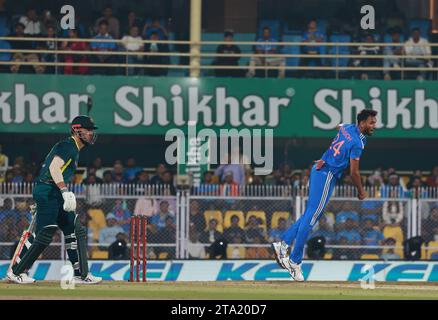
[8, 204, 37, 273]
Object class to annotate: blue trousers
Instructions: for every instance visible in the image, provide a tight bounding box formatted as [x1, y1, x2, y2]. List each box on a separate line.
[281, 165, 337, 264]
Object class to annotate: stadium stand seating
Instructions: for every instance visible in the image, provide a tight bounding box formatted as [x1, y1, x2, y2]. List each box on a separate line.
[227, 246, 246, 259]
[258, 19, 281, 39]
[408, 19, 431, 38]
[224, 210, 245, 229]
[88, 208, 107, 240]
[246, 211, 267, 231]
[271, 211, 290, 229]
[426, 241, 438, 260]
[383, 225, 404, 257]
[328, 34, 351, 75]
[203, 210, 224, 232]
[282, 34, 302, 73]
[360, 254, 380, 260]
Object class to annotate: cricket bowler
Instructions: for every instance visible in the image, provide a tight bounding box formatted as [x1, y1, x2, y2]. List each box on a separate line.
[272, 109, 378, 281]
[6, 115, 102, 284]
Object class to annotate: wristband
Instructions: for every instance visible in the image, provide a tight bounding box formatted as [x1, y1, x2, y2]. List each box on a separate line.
[60, 187, 68, 193]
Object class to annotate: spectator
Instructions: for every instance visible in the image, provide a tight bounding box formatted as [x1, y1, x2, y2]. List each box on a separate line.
[90, 157, 105, 179]
[134, 197, 157, 217]
[38, 24, 57, 74]
[383, 28, 403, 80]
[336, 203, 359, 225]
[352, 34, 380, 80]
[246, 234, 270, 259]
[336, 218, 361, 245]
[381, 174, 406, 198]
[214, 31, 241, 77]
[200, 218, 222, 244]
[160, 170, 176, 193]
[0, 144, 8, 181]
[223, 215, 246, 243]
[111, 199, 131, 233]
[332, 236, 359, 260]
[135, 170, 149, 185]
[9, 22, 44, 74]
[203, 171, 214, 184]
[83, 173, 102, 185]
[189, 200, 206, 234]
[245, 215, 266, 243]
[380, 237, 401, 260]
[426, 166, 438, 187]
[143, 17, 168, 40]
[422, 207, 438, 243]
[268, 217, 288, 243]
[144, 31, 169, 76]
[121, 25, 144, 75]
[102, 170, 114, 184]
[156, 216, 176, 258]
[112, 162, 125, 183]
[11, 165, 23, 183]
[404, 28, 433, 80]
[95, 6, 120, 39]
[301, 19, 325, 78]
[187, 228, 206, 259]
[150, 163, 167, 184]
[40, 9, 57, 35]
[361, 218, 384, 254]
[90, 20, 118, 75]
[214, 153, 245, 185]
[409, 176, 428, 198]
[310, 216, 335, 244]
[121, 11, 143, 36]
[60, 29, 89, 75]
[219, 171, 240, 197]
[19, 8, 41, 36]
[247, 26, 285, 78]
[150, 200, 175, 230]
[108, 232, 129, 260]
[382, 200, 404, 226]
[123, 157, 143, 182]
[99, 213, 125, 248]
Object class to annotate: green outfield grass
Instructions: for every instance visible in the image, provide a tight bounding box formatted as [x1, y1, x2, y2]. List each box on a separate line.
[0, 281, 437, 300]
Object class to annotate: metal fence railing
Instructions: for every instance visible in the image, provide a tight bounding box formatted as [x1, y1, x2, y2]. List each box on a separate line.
[1, 36, 438, 79]
[0, 183, 437, 261]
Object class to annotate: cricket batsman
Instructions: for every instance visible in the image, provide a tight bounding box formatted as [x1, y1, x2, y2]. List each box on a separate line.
[6, 115, 102, 284]
[272, 109, 377, 281]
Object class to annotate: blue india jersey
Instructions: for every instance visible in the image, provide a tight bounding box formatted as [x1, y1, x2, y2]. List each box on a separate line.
[320, 124, 367, 179]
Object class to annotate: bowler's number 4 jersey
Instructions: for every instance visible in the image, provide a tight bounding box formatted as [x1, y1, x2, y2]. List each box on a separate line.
[320, 124, 367, 179]
[36, 137, 80, 186]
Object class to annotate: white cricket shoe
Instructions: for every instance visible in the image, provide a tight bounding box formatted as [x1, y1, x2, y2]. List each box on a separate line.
[73, 273, 102, 285]
[281, 257, 305, 282]
[6, 271, 36, 284]
[271, 242, 288, 269]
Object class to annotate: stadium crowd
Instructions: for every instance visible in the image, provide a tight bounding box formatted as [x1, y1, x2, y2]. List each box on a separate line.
[0, 3, 436, 79]
[1, 145, 438, 261]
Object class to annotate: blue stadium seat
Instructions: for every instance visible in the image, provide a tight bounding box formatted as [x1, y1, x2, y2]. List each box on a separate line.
[233, 33, 256, 67]
[408, 19, 431, 39]
[316, 19, 328, 35]
[282, 34, 302, 67]
[383, 34, 405, 43]
[201, 33, 224, 76]
[0, 16, 9, 36]
[0, 40, 11, 62]
[328, 34, 351, 71]
[258, 19, 281, 39]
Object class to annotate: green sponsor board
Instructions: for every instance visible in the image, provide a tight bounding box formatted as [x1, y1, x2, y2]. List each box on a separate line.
[0, 74, 437, 138]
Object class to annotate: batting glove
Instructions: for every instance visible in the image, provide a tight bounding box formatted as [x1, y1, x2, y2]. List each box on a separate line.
[61, 189, 77, 212]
